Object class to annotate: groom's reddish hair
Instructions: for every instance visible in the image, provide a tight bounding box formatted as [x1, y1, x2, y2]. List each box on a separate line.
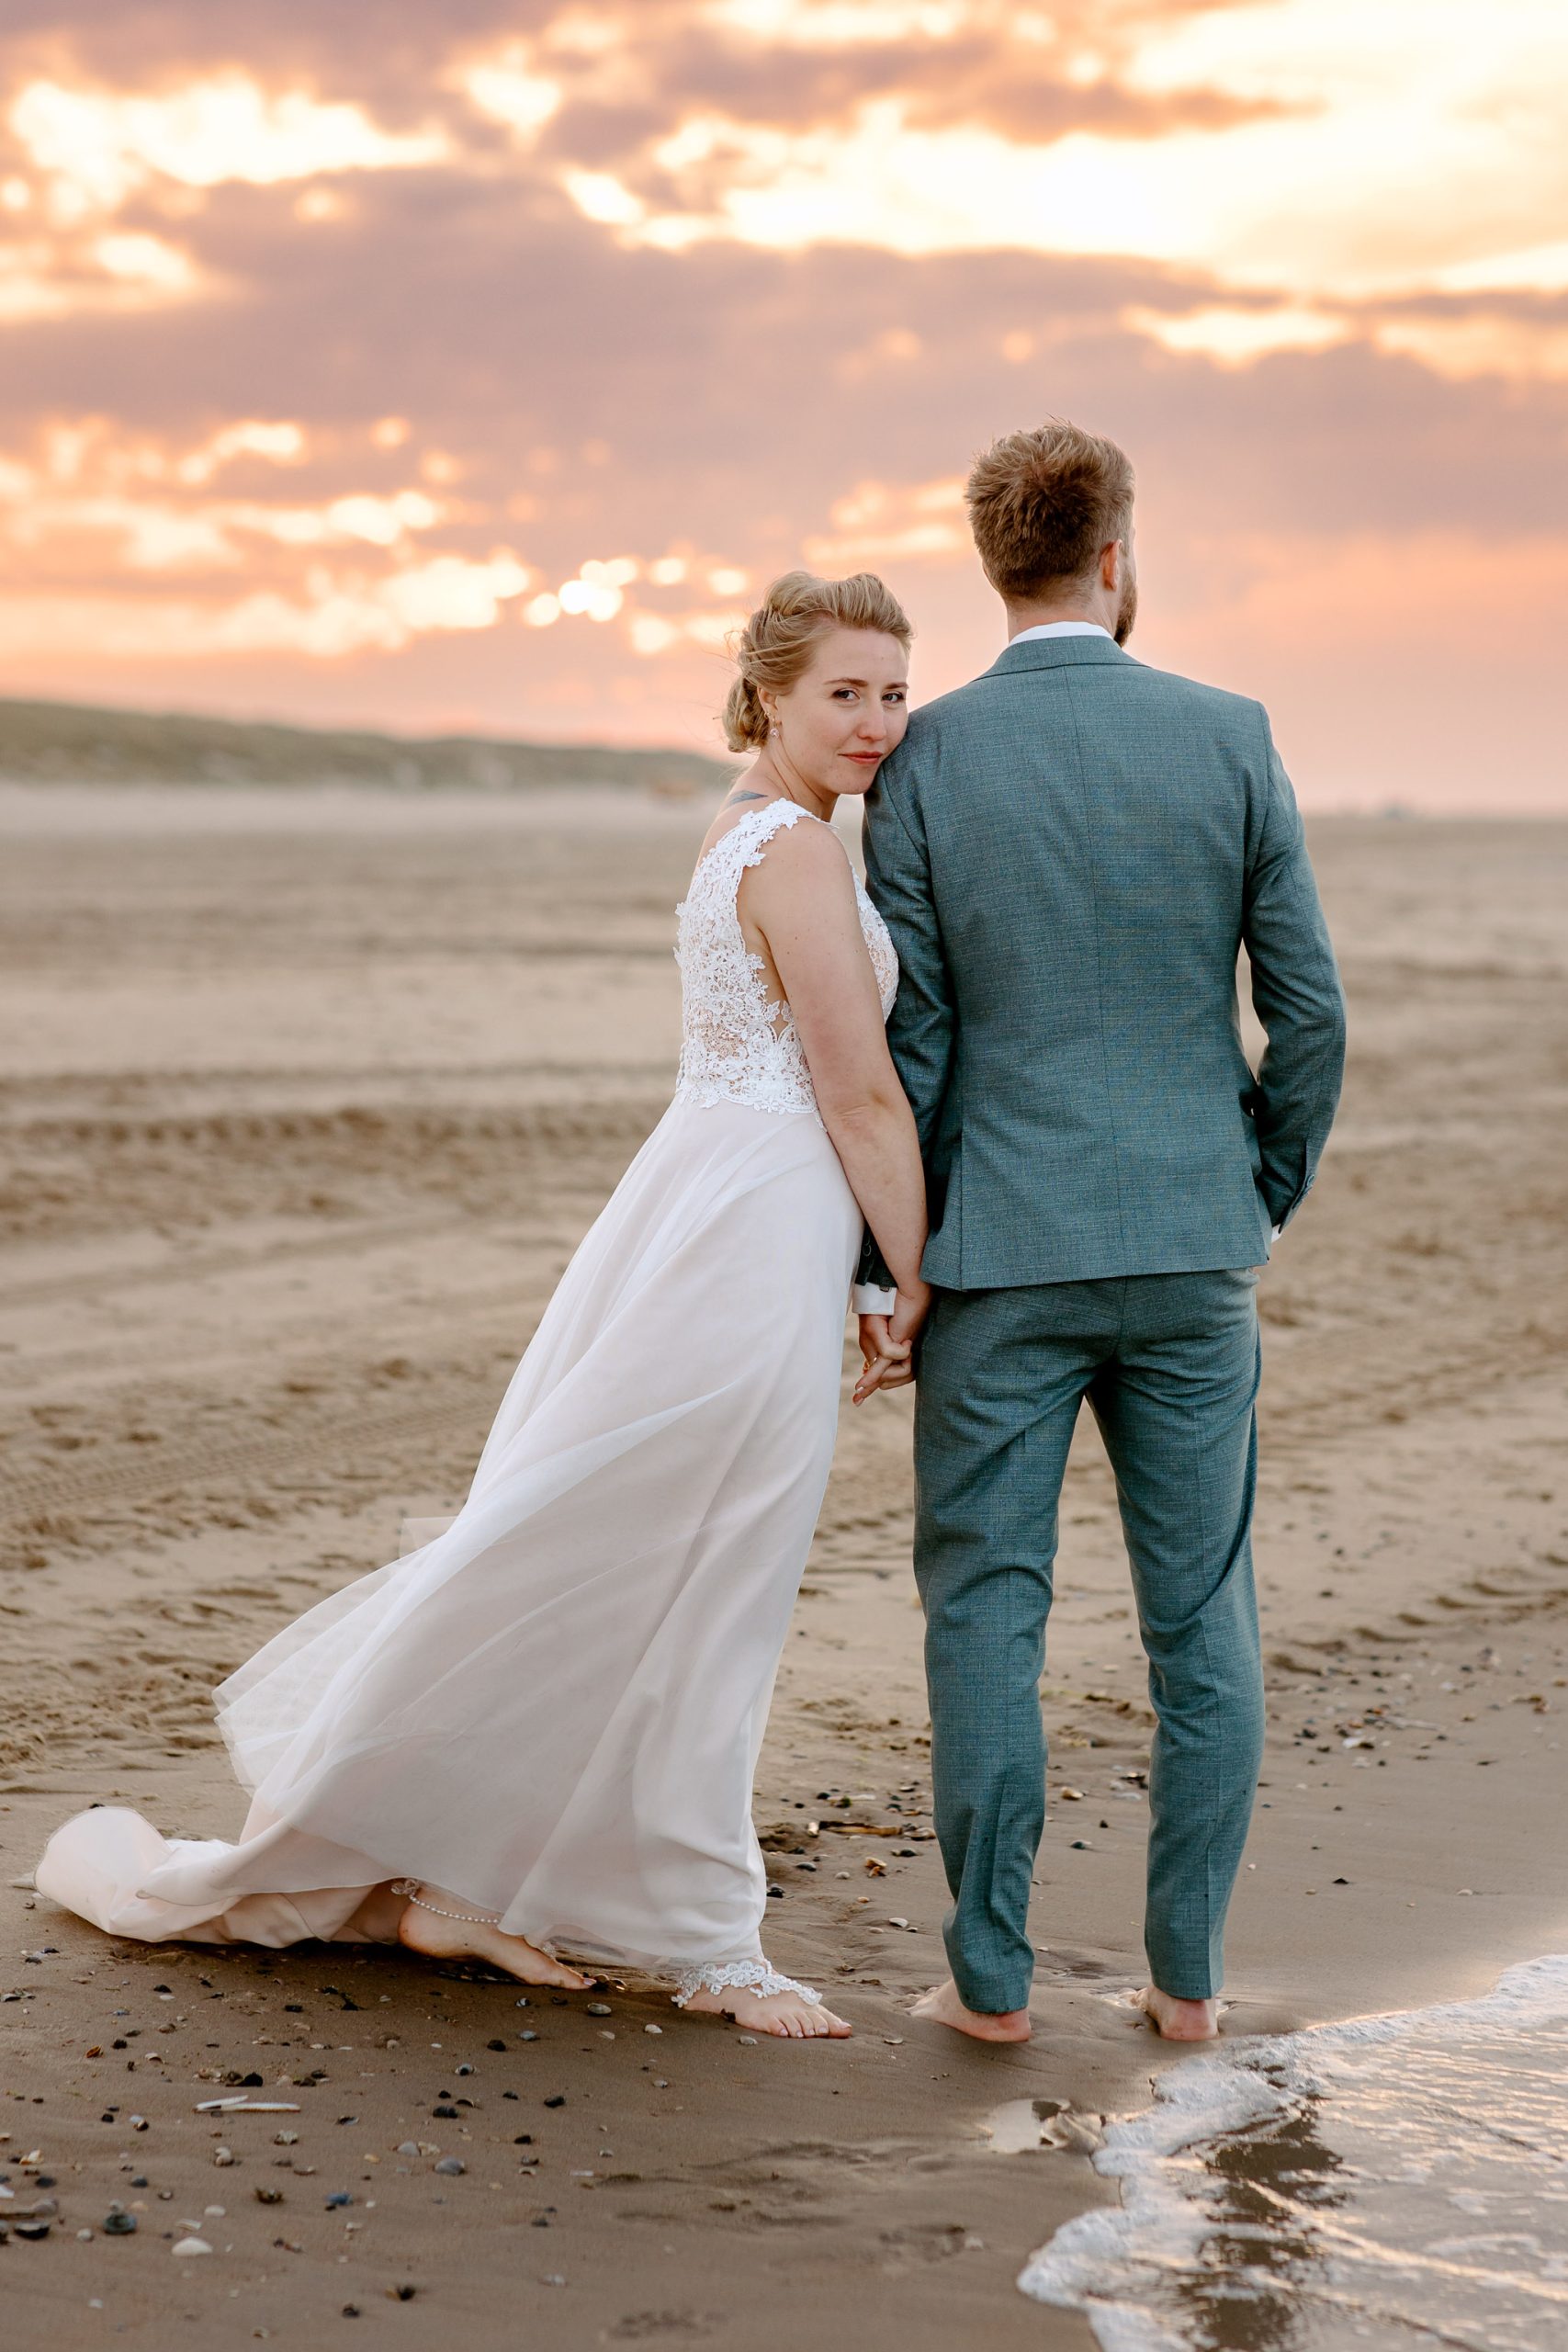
[966, 421, 1134, 601]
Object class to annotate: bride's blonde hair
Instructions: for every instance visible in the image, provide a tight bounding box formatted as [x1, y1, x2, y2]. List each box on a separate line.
[722, 570, 912, 752]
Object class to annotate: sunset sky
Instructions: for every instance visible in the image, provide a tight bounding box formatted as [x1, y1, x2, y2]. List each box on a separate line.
[3, 1, 1565, 808]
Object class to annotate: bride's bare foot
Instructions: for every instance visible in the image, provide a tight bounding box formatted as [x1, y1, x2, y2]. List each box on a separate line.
[911, 1977, 1032, 2042]
[679, 1984, 851, 2039]
[1136, 1984, 1219, 2041]
[395, 1885, 591, 1990]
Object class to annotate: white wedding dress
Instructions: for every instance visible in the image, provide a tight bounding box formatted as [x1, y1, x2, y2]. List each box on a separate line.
[36, 800, 897, 2005]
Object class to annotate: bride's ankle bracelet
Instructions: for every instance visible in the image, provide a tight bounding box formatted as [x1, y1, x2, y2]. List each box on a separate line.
[390, 1877, 500, 1926]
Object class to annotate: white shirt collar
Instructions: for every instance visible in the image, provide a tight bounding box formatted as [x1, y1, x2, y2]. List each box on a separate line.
[1009, 620, 1113, 646]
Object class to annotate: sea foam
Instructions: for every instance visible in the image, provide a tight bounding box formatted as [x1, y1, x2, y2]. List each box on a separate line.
[1020, 1953, 1568, 2352]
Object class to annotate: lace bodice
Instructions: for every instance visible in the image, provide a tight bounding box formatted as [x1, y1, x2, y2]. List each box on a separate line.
[674, 799, 897, 1118]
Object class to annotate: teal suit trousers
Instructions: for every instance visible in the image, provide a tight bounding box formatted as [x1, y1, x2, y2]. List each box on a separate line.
[913, 1268, 1265, 2011]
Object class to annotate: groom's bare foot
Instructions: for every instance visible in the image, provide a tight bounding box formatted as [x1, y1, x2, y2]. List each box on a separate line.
[1136, 1984, 1219, 2041]
[396, 1890, 592, 1990]
[680, 1984, 852, 2039]
[911, 1977, 1032, 2041]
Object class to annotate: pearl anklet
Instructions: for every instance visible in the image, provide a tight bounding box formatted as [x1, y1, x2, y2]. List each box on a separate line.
[390, 1877, 500, 1926]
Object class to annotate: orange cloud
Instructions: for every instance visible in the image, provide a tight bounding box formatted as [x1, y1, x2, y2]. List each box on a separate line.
[10, 74, 448, 210]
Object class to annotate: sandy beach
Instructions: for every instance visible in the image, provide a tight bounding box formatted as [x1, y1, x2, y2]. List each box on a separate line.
[3, 782, 1565, 2351]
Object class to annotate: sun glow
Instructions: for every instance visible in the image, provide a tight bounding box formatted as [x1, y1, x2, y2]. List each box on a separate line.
[565, 2, 1568, 309]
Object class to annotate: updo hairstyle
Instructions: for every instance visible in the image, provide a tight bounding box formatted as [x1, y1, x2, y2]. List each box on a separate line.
[722, 569, 912, 753]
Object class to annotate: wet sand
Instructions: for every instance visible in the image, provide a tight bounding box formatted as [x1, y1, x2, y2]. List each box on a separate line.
[2, 785, 1565, 2349]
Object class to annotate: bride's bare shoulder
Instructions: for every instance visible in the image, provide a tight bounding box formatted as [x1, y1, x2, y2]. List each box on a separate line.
[739, 810, 856, 912]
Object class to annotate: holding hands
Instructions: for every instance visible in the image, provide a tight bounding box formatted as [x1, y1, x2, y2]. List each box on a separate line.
[852, 1282, 931, 1404]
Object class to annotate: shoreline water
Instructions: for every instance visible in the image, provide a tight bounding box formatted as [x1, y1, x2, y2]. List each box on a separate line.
[1021, 1953, 1568, 2352]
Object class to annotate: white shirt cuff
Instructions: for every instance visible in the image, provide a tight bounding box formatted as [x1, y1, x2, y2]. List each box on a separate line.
[852, 1283, 898, 1315]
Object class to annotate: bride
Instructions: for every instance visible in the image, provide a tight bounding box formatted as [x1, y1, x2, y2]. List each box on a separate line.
[36, 569, 931, 2041]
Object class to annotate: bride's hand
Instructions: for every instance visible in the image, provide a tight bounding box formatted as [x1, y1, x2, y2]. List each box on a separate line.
[852, 1283, 931, 1403]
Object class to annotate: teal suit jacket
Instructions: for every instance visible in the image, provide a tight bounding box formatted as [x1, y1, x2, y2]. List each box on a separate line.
[859, 633, 1347, 1291]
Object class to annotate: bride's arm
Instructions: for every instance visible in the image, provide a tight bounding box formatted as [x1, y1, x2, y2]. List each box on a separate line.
[743, 822, 929, 1319]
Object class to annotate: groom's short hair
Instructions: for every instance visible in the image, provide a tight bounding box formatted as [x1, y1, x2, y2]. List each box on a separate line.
[966, 422, 1134, 601]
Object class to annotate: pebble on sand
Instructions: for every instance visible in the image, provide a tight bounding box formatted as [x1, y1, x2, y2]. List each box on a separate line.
[172, 2236, 212, 2256]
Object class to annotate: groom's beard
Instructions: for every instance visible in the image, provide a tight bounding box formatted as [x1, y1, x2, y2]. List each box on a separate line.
[1114, 578, 1138, 646]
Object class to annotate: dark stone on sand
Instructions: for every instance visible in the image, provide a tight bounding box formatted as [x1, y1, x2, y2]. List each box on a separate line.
[326, 2191, 354, 2209]
[488, 2038, 508, 2051]
[586, 2003, 613, 2017]
[15, 2221, 51, 2241]
[103, 2210, 138, 2234]
[434, 2157, 465, 2177]
[544, 2095, 566, 2108]
[254, 2188, 285, 2205]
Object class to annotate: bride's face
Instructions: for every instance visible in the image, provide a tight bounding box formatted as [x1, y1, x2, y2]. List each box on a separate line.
[765, 627, 909, 802]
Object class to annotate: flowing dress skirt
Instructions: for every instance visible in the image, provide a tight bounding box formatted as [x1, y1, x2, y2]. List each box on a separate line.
[36, 1097, 861, 1974]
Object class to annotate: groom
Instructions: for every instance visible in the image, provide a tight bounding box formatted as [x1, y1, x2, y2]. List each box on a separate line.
[854, 421, 1346, 2043]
